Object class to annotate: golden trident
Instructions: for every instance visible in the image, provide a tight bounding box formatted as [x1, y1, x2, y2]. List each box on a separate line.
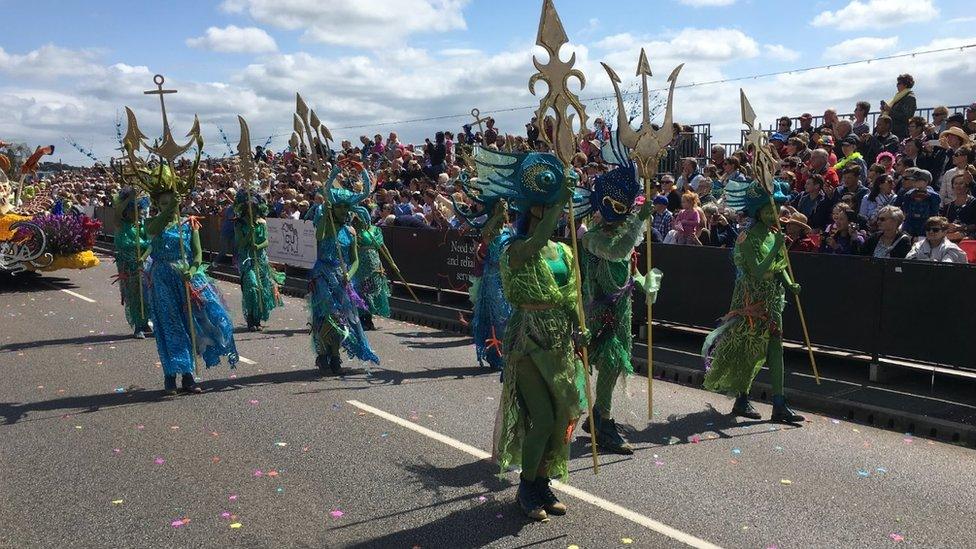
[237, 115, 266, 317]
[740, 89, 821, 385]
[122, 74, 204, 375]
[601, 51, 683, 421]
[530, 0, 599, 474]
[124, 75, 201, 166]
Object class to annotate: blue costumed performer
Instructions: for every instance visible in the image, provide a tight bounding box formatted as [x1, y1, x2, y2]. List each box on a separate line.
[308, 164, 380, 375]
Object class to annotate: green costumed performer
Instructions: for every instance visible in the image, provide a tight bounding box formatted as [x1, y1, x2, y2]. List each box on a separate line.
[701, 174, 805, 423]
[112, 186, 153, 338]
[350, 206, 391, 330]
[471, 145, 586, 521]
[233, 114, 284, 332]
[571, 134, 661, 454]
[233, 189, 284, 331]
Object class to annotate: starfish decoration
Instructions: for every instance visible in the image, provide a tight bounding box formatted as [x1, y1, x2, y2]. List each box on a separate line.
[485, 326, 504, 359]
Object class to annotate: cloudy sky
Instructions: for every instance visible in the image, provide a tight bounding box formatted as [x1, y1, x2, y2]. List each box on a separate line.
[2, 0, 974, 165]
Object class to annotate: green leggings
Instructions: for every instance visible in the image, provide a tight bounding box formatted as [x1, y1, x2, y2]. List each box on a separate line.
[594, 367, 617, 417]
[516, 357, 570, 482]
[767, 337, 784, 396]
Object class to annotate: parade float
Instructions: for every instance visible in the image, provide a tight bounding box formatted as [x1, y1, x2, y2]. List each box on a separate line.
[0, 143, 101, 274]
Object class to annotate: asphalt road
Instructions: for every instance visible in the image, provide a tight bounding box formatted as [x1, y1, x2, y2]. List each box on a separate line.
[1, 256, 974, 549]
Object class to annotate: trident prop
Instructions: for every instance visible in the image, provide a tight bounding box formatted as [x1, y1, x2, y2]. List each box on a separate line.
[601, 50, 683, 421]
[123, 74, 203, 375]
[740, 89, 821, 385]
[530, 0, 599, 473]
[237, 115, 266, 317]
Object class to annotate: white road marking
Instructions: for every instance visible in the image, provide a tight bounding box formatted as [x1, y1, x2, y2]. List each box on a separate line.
[239, 356, 257, 365]
[45, 284, 96, 303]
[346, 399, 723, 549]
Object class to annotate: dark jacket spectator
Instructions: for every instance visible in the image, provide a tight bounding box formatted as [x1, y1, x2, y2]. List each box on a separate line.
[881, 74, 917, 139]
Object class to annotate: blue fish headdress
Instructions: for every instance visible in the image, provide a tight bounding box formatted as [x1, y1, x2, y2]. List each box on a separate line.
[723, 174, 791, 218]
[567, 131, 642, 222]
[113, 186, 150, 220]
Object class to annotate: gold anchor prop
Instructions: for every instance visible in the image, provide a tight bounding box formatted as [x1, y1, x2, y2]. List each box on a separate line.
[123, 74, 204, 375]
[237, 115, 266, 317]
[530, 0, 599, 474]
[602, 49, 683, 421]
[740, 89, 821, 385]
[469, 108, 491, 135]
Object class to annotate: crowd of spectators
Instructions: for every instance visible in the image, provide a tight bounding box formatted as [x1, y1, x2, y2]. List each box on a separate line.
[27, 73, 976, 265]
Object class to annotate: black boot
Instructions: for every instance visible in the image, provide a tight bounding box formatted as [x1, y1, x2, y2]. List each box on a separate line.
[517, 475, 547, 522]
[360, 313, 375, 331]
[180, 374, 203, 394]
[163, 375, 178, 396]
[534, 477, 566, 515]
[315, 354, 330, 374]
[771, 395, 805, 423]
[583, 408, 633, 455]
[732, 393, 761, 420]
[329, 354, 345, 376]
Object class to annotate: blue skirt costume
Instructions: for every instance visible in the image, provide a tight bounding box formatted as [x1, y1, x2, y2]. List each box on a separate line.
[307, 226, 379, 364]
[472, 230, 512, 370]
[148, 222, 239, 376]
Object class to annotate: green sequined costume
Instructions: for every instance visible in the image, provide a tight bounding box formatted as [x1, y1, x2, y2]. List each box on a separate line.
[235, 222, 284, 326]
[495, 241, 586, 482]
[113, 220, 152, 330]
[352, 225, 391, 317]
[703, 223, 788, 395]
[580, 213, 645, 415]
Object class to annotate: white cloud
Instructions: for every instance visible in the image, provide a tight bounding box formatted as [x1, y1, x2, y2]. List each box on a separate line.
[678, 0, 736, 6]
[4, 31, 976, 167]
[186, 25, 278, 53]
[823, 36, 898, 60]
[594, 28, 759, 61]
[812, 0, 938, 30]
[220, 0, 468, 47]
[764, 44, 800, 62]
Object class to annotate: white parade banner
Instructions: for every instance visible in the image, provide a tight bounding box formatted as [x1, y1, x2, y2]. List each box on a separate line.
[266, 217, 317, 269]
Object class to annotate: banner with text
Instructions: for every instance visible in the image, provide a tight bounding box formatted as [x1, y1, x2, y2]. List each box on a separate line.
[266, 218, 317, 268]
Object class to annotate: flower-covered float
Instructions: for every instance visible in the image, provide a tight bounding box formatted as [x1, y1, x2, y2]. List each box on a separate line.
[1, 143, 101, 273]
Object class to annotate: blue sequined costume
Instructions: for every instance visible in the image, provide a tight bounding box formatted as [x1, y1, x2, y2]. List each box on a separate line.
[148, 221, 239, 375]
[307, 225, 380, 364]
[471, 229, 512, 370]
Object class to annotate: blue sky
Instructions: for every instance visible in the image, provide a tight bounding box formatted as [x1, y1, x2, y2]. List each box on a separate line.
[2, 0, 974, 165]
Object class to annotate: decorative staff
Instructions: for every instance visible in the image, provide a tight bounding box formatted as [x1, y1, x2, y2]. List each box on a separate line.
[530, 0, 599, 473]
[236, 115, 265, 316]
[123, 74, 203, 374]
[292, 94, 348, 279]
[740, 89, 821, 385]
[601, 50, 683, 420]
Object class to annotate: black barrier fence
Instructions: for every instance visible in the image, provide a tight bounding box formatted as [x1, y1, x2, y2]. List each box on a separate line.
[93, 207, 975, 371]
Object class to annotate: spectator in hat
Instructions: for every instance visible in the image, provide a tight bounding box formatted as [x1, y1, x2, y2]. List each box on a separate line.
[861, 205, 912, 259]
[834, 136, 868, 184]
[880, 74, 917, 139]
[651, 195, 673, 239]
[791, 173, 833, 230]
[781, 209, 818, 253]
[791, 113, 815, 138]
[896, 167, 941, 237]
[906, 216, 968, 263]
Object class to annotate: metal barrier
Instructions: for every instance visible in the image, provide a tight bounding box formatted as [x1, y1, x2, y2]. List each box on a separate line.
[780, 104, 970, 135]
[93, 200, 976, 372]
